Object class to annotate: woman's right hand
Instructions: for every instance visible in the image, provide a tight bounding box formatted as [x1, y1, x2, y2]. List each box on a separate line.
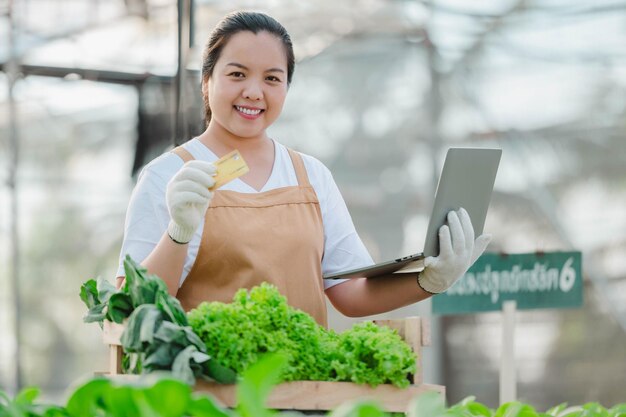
[166, 160, 217, 244]
[417, 208, 491, 294]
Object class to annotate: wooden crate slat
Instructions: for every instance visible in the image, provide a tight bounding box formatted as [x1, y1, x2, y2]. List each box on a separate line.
[405, 318, 422, 385]
[421, 318, 432, 346]
[109, 346, 123, 375]
[193, 380, 445, 413]
[103, 321, 124, 345]
[103, 375, 444, 413]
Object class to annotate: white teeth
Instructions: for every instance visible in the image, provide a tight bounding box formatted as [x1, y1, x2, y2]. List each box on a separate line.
[236, 106, 262, 115]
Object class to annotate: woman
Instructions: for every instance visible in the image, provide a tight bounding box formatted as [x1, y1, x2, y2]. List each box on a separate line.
[116, 11, 490, 327]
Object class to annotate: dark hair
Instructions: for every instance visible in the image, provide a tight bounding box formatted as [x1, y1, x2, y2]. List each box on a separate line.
[201, 11, 295, 125]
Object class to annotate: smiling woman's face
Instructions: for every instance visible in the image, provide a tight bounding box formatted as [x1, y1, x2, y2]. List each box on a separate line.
[202, 30, 289, 140]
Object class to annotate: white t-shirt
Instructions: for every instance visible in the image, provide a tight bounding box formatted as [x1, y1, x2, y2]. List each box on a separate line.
[117, 138, 374, 290]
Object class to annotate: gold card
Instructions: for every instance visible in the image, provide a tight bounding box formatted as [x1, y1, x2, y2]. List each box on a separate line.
[211, 149, 249, 190]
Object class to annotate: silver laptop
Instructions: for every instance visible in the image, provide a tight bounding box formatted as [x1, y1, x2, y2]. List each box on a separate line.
[323, 147, 502, 280]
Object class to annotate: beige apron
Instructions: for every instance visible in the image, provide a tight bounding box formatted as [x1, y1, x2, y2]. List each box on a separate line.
[171, 146, 328, 327]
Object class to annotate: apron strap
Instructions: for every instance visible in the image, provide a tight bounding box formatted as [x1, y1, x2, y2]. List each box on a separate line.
[286, 148, 312, 188]
[171, 146, 195, 163]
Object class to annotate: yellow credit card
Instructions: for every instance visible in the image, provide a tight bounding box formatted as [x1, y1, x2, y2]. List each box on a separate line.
[211, 149, 249, 190]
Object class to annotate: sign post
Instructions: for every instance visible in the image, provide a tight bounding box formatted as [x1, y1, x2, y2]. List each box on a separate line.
[432, 251, 583, 405]
[500, 300, 516, 403]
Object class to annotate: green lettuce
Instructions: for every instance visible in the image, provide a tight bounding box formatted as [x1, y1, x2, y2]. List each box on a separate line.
[188, 283, 416, 387]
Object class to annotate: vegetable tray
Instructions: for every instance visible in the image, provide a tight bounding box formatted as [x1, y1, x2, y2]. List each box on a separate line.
[102, 317, 445, 413]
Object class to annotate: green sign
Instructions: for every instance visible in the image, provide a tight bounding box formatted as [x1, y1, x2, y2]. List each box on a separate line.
[432, 251, 583, 315]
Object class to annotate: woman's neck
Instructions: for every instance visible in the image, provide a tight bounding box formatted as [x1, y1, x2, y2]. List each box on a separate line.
[198, 121, 276, 191]
[198, 122, 271, 157]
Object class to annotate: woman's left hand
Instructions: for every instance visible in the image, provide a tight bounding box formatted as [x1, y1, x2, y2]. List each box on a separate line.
[417, 208, 491, 294]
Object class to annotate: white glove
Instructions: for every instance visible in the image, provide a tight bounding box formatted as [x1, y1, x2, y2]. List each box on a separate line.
[417, 208, 492, 294]
[166, 160, 217, 244]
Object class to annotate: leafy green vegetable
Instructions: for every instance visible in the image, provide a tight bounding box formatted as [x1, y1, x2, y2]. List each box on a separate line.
[78, 279, 99, 310]
[188, 284, 330, 383]
[156, 291, 188, 326]
[171, 345, 211, 385]
[123, 258, 168, 308]
[65, 376, 194, 417]
[0, 386, 69, 417]
[65, 378, 112, 417]
[188, 283, 416, 387]
[81, 258, 413, 387]
[494, 402, 539, 417]
[443, 396, 493, 417]
[546, 404, 569, 417]
[79, 256, 187, 328]
[79, 255, 235, 384]
[121, 304, 163, 352]
[3, 356, 274, 417]
[407, 390, 445, 417]
[236, 353, 287, 417]
[187, 396, 233, 417]
[80, 277, 118, 327]
[330, 401, 388, 417]
[609, 404, 626, 417]
[2, 364, 626, 417]
[581, 404, 610, 417]
[108, 293, 134, 324]
[330, 321, 416, 388]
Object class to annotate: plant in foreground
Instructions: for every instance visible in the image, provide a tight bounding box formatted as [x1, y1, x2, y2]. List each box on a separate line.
[1, 355, 625, 417]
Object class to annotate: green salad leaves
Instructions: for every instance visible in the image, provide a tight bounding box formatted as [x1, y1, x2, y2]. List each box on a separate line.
[188, 283, 416, 388]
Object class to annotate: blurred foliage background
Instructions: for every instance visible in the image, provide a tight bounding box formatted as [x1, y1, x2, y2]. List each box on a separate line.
[1, 0, 625, 409]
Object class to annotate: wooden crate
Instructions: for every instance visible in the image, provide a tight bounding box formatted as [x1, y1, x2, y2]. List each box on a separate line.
[102, 317, 445, 413]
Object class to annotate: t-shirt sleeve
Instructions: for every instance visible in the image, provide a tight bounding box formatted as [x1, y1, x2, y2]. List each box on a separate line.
[116, 156, 179, 277]
[304, 157, 375, 290]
